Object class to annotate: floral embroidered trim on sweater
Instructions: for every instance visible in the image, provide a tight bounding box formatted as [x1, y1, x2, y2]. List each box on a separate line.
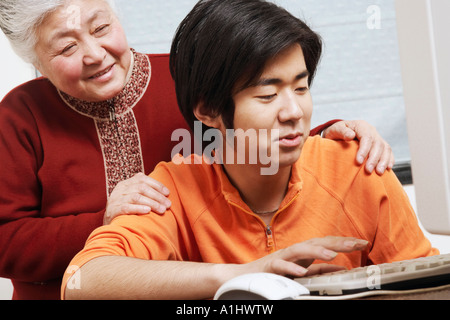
[58, 49, 150, 196]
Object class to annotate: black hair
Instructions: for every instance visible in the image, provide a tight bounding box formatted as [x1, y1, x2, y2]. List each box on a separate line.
[170, 0, 322, 132]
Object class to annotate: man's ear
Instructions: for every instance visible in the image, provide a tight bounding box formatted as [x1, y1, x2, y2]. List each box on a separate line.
[193, 102, 223, 129]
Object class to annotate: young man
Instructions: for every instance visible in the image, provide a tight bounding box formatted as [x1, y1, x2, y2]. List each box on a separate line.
[62, 0, 437, 300]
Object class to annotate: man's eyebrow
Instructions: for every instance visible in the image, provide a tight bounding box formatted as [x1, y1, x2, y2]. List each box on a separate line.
[254, 70, 310, 87]
[295, 70, 310, 81]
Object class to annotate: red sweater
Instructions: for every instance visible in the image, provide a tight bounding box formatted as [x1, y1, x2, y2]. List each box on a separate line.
[0, 52, 333, 300]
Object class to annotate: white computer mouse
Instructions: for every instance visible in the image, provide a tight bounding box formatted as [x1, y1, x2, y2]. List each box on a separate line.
[214, 273, 310, 300]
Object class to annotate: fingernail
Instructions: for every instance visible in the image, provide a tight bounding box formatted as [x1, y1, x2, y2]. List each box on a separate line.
[344, 240, 357, 249]
[346, 240, 368, 249]
[323, 249, 338, 259]
[143, 206, 151, 213]
[296, 266, 308, 276]
[357, 239, 369, 246]
[357, 155, 365, 163]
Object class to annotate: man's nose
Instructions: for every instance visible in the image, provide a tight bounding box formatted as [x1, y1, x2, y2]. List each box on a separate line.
[278, 91, 303, 122]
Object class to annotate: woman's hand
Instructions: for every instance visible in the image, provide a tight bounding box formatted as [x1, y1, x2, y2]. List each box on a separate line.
[241, 236, 369, 278]
[322, 120, 395, 175]
[103, 173, 172, 225]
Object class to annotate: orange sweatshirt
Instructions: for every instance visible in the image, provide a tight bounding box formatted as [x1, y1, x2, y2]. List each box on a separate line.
[62, 136, 437, 296]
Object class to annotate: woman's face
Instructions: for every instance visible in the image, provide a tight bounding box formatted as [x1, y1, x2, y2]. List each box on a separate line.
[34, 0, 131, 102]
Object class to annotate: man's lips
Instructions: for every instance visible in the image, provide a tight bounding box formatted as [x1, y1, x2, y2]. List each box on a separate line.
[278, 133, 303, 147]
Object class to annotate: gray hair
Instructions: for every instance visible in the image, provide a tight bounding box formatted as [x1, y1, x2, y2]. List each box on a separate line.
[0, 0, 117, 65]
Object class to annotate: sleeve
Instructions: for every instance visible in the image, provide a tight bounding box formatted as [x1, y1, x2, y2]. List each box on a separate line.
[341, 156, 439, 263]
[0, 92, 104, 283]
[61, 200, 186, 298]
[63, 211, 183, 269]
[368, 170, 439, 263]
[310, 119, 341, 136]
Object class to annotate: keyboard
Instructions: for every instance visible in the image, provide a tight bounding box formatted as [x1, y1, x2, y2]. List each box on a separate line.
[295, 253, 450, 297]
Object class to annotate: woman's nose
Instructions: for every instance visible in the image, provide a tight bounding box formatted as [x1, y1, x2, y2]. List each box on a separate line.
[82, 40, 106, 65]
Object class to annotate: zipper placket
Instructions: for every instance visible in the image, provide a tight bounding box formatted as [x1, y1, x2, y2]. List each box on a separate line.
[263, 191, 302, 253]
[228, 189, 301, 253]
[108, 101, 116, 122]
[108, 101, 128, 181]
[228, 202, 276, 253]
[265, 225, 275, 253]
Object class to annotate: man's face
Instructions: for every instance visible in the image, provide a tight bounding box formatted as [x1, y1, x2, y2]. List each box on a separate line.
[229, 44, 313, 170]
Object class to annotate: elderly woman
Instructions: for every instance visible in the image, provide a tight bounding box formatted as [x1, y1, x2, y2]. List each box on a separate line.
[0, 0, 394, 300]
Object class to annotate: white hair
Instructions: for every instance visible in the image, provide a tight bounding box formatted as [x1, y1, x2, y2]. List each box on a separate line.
[0, 0, 117, 65]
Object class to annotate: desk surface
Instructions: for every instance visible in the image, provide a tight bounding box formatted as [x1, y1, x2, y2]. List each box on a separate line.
[363, 286, 450, 300]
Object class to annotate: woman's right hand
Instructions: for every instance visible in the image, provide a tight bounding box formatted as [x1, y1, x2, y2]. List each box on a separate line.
[103, 173, 172, 225]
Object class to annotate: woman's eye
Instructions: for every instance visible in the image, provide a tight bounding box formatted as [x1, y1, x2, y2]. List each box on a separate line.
[296, 87, 309, 94]
[61, 44, 76, 55]
[95, 24, 110, 34]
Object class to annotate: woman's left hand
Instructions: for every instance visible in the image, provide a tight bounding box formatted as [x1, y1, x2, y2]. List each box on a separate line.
[322, 120, 395, 175]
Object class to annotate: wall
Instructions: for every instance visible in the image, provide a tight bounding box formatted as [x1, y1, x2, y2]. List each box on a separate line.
[0, 33, 35, 99]
[1, 0, 448, 300]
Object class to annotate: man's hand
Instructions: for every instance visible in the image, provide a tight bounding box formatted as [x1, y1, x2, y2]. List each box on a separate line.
[241, 236, 369, 278]
[104, 173, 172, 225]
[322, 120, 395, 175]
[64, 236, 369, 300]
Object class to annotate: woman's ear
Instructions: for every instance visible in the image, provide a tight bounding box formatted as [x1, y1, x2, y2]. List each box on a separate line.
[32, 63, 46, 78]
[193, 102, 223, 129]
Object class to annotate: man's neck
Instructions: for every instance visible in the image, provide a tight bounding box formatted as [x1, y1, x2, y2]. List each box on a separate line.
[222, 163, 292, 217]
